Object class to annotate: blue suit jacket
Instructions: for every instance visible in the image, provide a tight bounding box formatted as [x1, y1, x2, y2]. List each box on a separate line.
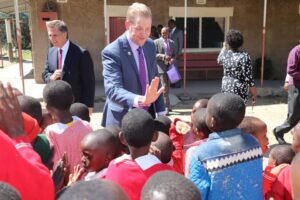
[101, 33, 165, 127]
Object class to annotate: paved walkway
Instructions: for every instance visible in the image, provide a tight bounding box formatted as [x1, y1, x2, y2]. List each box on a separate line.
[0, 62, 286, 101]
[0, 62, 291, 145]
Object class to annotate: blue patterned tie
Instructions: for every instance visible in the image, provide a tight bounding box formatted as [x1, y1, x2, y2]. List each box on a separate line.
[137, 47, 147, 94]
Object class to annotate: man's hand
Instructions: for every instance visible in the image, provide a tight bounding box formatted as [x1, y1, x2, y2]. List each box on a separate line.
[0, 82, 24, 138]
[142, 77, 164, 106]
[283, 82, 289, 92]
[50, 69, 62, 80]
[88, 107, 93, 116]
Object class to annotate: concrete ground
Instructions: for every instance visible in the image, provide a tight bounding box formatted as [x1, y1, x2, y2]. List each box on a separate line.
[0, 62, 292, 145]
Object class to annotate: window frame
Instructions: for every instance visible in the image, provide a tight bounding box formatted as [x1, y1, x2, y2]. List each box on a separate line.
[169, 7, 233, 53]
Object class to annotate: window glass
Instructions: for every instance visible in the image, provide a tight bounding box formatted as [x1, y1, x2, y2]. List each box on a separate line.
[175, 17, 225, 49]
[202, 17, 225, 48]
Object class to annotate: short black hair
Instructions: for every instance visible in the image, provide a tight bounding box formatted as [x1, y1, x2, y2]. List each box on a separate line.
[152, 132, 173, 163]
[193, 108, 211, 136]
[141, 171, 201, 200]
[70, 103, 90, 122]
[17, 95, 43, 125]
[225, 29, 243, 50]
[270, 144, 295, 165]
[57, 179, 128, 200]
[84, 129, 118, 151]
[106, 125, 129, 155]
[121, 109, 154, 148]
[168, 19, 176, 25]
[192, 98, 209, 113]
[0, 182, 21, 200]
[43, 80, 74, 111]
[238, 116, 266, 137]
[154, 115, 172, 135]
[207, 93, 245, 132]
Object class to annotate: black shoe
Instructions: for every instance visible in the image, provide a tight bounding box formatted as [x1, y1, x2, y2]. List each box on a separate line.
[273, 128, 287, 144]
[171, 82, 181, 88]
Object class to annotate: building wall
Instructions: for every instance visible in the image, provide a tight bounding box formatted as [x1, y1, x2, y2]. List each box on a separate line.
[30, 0, 299, 82]
[29, 0, 104, 83]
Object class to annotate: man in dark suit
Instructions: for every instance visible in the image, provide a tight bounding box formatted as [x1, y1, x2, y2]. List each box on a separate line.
[101, 2, 165, 127]
[42, 20, 95, 114]
[154, 27, 176, 113]
[168, 19, 183, 88]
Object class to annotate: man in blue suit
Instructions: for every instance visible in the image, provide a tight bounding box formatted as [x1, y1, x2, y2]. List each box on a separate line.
[101, 2, 165, 127]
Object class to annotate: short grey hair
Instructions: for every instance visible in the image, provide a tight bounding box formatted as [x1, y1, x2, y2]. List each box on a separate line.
[46, 20, 68, 33]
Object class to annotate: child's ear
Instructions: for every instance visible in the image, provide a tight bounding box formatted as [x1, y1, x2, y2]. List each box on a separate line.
[195, 130, 206, 139]
[105, 152, 114, 164]
[207, 116, 216, 131]
[119, 131, 128, 146]
[152, 131, 158, 142]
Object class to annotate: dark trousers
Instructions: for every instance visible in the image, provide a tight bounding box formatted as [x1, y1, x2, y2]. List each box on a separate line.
[274, 85, 300, 135]
[159, 72, 170, 109]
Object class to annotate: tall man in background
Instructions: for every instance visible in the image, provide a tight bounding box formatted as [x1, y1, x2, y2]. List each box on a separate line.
[42, 20, 95, 114]
[101, 3, 165, 127]
[168, 19, 183, 88]
[273, 43, 300, 143]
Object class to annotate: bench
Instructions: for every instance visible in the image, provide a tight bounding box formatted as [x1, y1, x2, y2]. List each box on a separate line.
[177, 53, 223, 80]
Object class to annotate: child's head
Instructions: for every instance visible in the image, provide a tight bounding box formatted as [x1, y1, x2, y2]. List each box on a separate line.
[238, 116, 269, 153]
[70, 103, 90, 122]
[17, 95, 43, 126]
[268, 144, 295, 166]
[191, 108, 211, 140]
[154, 115, 172, 135]
[80, 129, 118, 172]
[292, 122, 300, 153]
[0, 181, 21, 200]
[141, 171, 201, 200]
[151, 132, 173, 163]
[57, 179, 128, 200]
[40, 109, 54, 132]
[106, 125, 129, 155]
[206, 93, 245, 132]
[121, 109, 157, 150]
[191, 98, 209, 121]
[43, 80, 74, 112]
[291, 153, 300, 199]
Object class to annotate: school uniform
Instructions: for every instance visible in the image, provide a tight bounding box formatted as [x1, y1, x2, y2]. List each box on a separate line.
[105, 154, 173, 200]
[45, 116, 92, 173]
[264, 165, 292, 200]
[0, 132, 54, 200]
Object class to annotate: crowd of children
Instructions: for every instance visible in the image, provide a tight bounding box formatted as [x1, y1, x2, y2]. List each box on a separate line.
[2, 80, 300, 200]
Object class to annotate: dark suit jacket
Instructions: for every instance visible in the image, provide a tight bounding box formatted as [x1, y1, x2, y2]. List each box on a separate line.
[170, 27, 183, 57]
[101, 33, 165, 127]
[42, 41, 95, 107]
[154, 38, 176, 74]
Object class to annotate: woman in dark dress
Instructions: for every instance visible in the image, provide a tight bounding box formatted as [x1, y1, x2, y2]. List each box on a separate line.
[217, 29, 257, 105]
